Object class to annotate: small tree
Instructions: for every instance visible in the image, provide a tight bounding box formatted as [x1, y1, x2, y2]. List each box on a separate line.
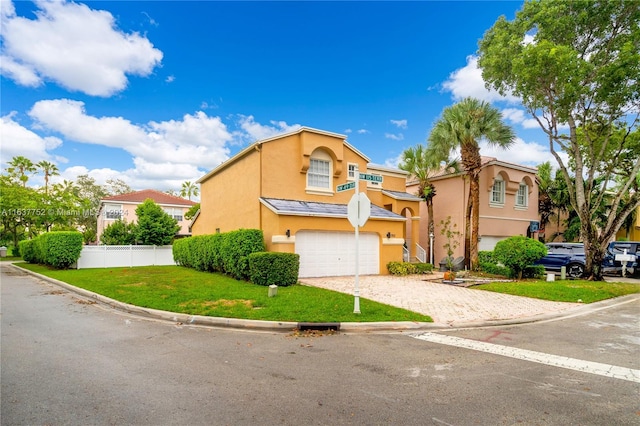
[101, 219, 137, 245]
[493, 236, 547, 280]
[135, 199, 180, 245]
[439, 216, 461, 274]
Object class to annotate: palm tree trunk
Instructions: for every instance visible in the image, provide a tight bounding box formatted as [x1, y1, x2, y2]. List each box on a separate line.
[427, 199, 434, 264]
[470, 174, 480, 270]
[464, 188, 472, 269]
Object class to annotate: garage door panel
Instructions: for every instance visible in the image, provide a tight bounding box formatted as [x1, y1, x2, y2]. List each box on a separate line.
[296, 231, 379, 278]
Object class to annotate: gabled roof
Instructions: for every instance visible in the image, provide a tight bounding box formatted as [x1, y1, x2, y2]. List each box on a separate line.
[101, 189, 197, 206]
[197, 127, 370, 184]
[260, 198, 406, 221]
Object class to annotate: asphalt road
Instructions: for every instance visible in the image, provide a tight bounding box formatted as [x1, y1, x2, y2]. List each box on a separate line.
[2, 264, 639, 425]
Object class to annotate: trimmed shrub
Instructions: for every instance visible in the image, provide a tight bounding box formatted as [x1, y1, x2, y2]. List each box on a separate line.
[523, 264, 546, 279]
[478, 250, 511, 276]
[221, 229, 266, 280]
[493, 236, 547, 279]
[172, 237, 192, 268]
[20, 231, 83, 269]
[248, 252, 300, 286]
[19, 239, 36, 263]
[387, 261, 433, 275]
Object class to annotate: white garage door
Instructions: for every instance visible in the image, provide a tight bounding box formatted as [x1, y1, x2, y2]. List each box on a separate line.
[295, 231, 379, 278]
[478, 236, 507, 252]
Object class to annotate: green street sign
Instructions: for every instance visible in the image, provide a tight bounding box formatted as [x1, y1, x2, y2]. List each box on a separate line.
[359, 173, 383, 183]
[336, 181, 356, 192]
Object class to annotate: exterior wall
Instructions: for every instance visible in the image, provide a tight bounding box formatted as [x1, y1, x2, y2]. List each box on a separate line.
[192, 150, 261, 235]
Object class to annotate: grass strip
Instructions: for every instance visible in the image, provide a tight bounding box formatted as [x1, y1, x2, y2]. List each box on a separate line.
[17, 264, 433, 323]
[474, 279, 640, 303]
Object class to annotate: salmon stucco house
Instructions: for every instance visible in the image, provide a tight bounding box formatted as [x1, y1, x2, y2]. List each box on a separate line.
[97, 189, 197, 243]
[406, 156, 539, 267]
[191, 127, 422, 277]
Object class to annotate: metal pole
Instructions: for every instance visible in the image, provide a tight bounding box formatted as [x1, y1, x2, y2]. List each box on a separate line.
[354, 167, 361, 314]
[429, 232, 434, 265]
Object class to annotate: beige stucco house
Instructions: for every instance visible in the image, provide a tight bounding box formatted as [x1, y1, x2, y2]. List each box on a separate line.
[97, 189, 197, 243]
[191, 127, 422, 277]
[407, 157, 539, 267]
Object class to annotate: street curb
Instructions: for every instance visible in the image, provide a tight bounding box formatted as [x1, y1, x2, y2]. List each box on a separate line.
[8, 263, 639, 333]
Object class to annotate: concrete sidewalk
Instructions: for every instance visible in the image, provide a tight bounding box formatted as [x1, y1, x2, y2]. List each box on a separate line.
[300, 273, 584, 327]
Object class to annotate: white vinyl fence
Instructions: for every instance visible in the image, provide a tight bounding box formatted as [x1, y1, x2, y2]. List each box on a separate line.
[76, 245, 175, 269]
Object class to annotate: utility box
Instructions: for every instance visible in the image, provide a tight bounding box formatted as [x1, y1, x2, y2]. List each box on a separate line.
[0, 247, 7, 258]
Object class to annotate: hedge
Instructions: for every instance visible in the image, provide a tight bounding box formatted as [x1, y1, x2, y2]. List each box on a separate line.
[248, 252, 300, 286]
[173, 229, 266, 280]
[19, 231, 83, 269]
[387, 261, 433, 275]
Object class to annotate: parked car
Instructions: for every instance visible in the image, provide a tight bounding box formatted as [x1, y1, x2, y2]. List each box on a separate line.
[534, 242, 586, 278]
[602, 241, 640, 276]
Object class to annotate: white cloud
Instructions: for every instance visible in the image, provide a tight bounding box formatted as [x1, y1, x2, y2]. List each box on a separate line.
[383, 152, 404, 169]
[236, 115, 301, 141]
[357, 129, 369, 134]
[479, 137, 566, 168]
[28, 100, 233, 170]
[390, 119, 407, 129]
[442, 55, 519, 104]
[1, 0, 162, 96]
[385, 133, 404, 141]
[344, 128, 352, 134]
[0, 112, 65, 165]
[501, 108, 540, 129]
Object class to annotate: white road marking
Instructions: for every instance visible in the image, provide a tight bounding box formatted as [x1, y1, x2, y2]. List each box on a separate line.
[411, 332, 640, 383]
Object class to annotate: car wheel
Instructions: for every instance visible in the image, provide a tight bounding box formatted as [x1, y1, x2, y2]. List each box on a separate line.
[566, 263, 585, 279]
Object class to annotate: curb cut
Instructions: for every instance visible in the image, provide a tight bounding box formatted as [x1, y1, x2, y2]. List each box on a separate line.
[8, 263, 638, 333]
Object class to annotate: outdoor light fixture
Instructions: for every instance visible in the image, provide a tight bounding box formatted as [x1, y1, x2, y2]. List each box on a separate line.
[386, 232, 391, 239]
[286, 229, 291, 238]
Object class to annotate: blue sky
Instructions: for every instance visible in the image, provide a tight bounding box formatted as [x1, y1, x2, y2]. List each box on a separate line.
[1, 0, 555, 195]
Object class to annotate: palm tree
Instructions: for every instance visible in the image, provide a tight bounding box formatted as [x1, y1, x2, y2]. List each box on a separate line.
[427, 97, 515, 269]
[180, 181, 199, 201]
[400, 145, 458, 264]
[36, 160, 60, 194]
[7, 156, 36, 187]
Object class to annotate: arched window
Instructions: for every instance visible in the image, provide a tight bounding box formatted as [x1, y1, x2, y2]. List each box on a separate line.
[307, 149, 332, 191]
[491, 176, 505, 205]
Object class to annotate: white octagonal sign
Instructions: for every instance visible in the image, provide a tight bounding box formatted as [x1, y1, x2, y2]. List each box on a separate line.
[347, 192, 371, 227]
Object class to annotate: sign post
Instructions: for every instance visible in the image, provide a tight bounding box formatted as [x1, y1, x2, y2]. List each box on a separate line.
[340, 166, 374, 314]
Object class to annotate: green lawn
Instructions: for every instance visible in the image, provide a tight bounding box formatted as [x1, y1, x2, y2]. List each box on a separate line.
[474, 279, 640, 303]
[17, 264, 433, 323]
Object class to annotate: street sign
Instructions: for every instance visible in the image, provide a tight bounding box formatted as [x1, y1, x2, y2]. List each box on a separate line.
[359, 173, 383, 183]
[336, 181, 356, 192]
[347, 192, 371, 228]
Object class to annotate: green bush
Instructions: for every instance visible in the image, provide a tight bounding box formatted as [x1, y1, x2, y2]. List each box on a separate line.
[493, 236, 547, 279]
[387, 261, 433, 275]
[478, 251, 511, 276]
[101, 219, 136, 245]
[248, 252, 300, 286]
[172, 238, 192, 268]
[19, 239, 35, 263]
[522, 264, 546, 279]
[221, 229, 266, 280]
[20, 231, 83, 269]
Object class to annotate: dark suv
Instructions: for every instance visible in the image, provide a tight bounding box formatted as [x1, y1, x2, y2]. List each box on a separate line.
[602, 241, 640, 276]
[534, 242, 586, 278]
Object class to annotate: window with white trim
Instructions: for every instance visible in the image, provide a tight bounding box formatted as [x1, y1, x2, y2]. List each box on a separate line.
[163, 208, 183, 222]
[104, 203, 123, 220]
[307, 150, 332, 191]
[516, 183, 528, 207]
[491, 177, 505, 205]
[347, 163, 358, 181]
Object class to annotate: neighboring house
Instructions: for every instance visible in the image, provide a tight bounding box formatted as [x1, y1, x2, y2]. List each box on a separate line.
[191, 127, 422, 277]
[97, 189, 197, 243]
[407, 157, 539, 266]
[616, 205, 640, 241]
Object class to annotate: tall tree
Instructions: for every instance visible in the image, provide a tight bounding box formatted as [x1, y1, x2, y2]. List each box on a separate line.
[478, 0, 640, 280]
[36, 160, 60, 194]
[105, 178, 132, 195]
[427, 97, 515, 269]
[399, 144, 457, 263]
[135, 199, 180, 245]
[7, 156, 36, 187]
[180, 181, 199, 201]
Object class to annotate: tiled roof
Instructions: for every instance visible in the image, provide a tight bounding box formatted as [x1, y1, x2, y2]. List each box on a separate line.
[260, 198, 406, 221]
[382, 190, 423, 202]
[101, 189, 197, 206]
